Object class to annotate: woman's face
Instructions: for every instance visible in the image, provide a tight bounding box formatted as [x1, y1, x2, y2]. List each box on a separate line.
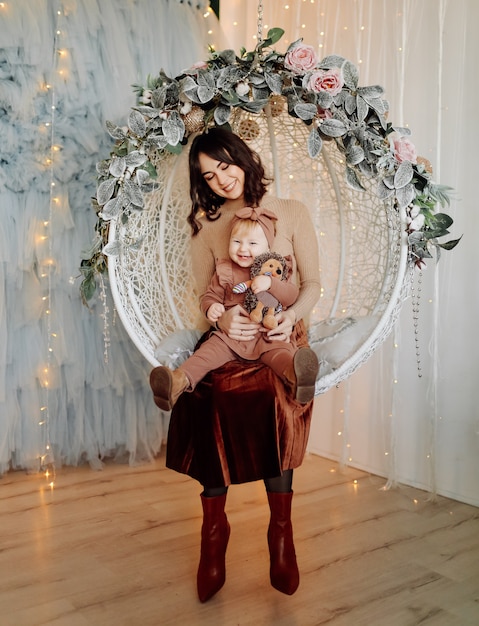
[198, 152, 245, 202]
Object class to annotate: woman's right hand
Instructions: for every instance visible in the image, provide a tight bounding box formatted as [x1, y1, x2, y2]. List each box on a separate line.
[216, 304, 260, 341]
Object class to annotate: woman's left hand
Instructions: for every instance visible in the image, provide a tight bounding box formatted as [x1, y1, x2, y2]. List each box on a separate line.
[261, 309, 296, 342]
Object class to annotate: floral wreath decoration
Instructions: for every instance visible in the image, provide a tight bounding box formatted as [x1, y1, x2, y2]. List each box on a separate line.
[80, 28, 460, 303]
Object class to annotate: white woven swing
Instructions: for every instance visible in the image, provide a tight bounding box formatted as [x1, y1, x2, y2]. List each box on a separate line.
[107, 100, 410, 395]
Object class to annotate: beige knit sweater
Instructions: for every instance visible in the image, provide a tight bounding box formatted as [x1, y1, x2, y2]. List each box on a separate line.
[190, 197, 321, 325]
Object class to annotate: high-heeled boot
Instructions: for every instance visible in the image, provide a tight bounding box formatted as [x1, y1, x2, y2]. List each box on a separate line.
[197, 492, 230, 603]
[267, 491, 300, 595]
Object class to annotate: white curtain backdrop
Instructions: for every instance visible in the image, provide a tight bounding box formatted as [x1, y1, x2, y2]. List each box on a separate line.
[1, 0, 477, 508]
[221, 0, 478, 507]
[0, 0, 222, 473]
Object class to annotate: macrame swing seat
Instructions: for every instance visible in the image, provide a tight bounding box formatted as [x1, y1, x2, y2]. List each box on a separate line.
[107, 101, 410, 395]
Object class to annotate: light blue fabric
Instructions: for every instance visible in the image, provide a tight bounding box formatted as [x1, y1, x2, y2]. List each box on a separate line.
[0, 0, 213, 473]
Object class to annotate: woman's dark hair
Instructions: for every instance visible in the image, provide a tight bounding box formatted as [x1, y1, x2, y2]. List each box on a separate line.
[187, 126, 271, 235]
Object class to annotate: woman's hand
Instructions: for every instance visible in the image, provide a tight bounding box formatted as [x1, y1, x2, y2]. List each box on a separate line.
[262, 309, 296, 342]
[216, 304, 260, 341]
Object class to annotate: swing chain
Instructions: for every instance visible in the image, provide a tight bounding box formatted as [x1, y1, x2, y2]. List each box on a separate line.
[256, 0, 264, 47]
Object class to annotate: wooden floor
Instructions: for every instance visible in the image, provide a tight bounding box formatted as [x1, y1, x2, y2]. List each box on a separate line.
[1, 450, 479, 626]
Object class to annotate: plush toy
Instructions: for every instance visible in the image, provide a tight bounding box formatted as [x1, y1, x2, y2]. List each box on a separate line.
[233, 251, 289, 330]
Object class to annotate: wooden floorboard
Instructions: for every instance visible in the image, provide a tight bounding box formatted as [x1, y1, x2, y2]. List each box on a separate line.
[1, 450, 478, 625]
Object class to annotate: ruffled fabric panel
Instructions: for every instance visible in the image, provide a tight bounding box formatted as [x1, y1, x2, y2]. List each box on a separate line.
[0, 0, 218, 473]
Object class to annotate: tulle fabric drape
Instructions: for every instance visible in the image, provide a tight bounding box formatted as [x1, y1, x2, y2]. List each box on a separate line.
[0, 0, 219, 473]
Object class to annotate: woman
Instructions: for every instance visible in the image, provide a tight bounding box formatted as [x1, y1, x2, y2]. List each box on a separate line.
[151, 126, 321, 602]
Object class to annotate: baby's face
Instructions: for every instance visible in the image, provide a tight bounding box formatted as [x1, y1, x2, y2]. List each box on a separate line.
[229, 223, 269, 268]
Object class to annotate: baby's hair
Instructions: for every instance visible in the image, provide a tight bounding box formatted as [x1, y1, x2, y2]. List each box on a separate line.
[230, 218, 275, 243]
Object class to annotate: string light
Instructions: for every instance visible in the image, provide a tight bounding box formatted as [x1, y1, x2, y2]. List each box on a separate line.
[36, 1, 67, 491]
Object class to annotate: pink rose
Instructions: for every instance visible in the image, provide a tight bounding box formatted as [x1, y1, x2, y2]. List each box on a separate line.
[307, 68, 344, 96]
[393, 137, 417, 164]
[284, 43, 318, 74]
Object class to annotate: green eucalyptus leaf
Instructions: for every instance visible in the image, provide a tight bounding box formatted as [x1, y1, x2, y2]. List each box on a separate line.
[428, 212, 454, 231]
[80, 274, 97, 303]
[265, 27, 285, 46]
[436, 236, 462, 251]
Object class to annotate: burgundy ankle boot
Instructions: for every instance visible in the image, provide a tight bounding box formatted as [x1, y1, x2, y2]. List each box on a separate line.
[197, 492, 230, 602]
[267, 491, 300, 595]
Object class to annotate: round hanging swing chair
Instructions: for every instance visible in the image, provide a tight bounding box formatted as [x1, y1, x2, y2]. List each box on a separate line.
[92, 25, 456, 398]
[106, 98, 410, 395]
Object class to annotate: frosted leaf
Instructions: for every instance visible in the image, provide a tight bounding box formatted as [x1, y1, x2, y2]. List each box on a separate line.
[294, 102, 317, 121]
[214, 104, 231, 125]
[105, 120, 127, 140]
[396, 182, 416, 209]
[100, 195, 122, 221]
[123, 179, 144, 208]
[264, 71, 282, 94]
[320, 118, 347, 137]
[125, 151, 148, 168]
[394, 161, 413, 189]
[318, 54, 346, 69]
[346, 145, 365, 166]
[342, 60, 359, 90]
[307, 128, 322, 158]
[356, 95, 369, 122]
[346, 166, 366, 191]
[128, 110, 147, 137]
[96, 178, 116, 206]
[103, 240, 121, 257]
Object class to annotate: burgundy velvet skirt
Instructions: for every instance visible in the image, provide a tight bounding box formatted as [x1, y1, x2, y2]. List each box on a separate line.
[165, 321, 313, 488]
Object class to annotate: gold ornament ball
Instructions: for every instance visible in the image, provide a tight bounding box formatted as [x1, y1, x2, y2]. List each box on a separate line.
[238, 118, 261, 141]
[269, 95, 286, 117]
[183, 106, 205, 133]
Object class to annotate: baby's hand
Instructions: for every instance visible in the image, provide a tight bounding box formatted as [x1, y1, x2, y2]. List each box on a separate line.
[207, 303, 225, 324]
[251, 274, 272, 294]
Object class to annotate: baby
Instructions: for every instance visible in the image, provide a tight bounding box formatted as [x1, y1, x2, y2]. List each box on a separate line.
[150, 206, 319, 410]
